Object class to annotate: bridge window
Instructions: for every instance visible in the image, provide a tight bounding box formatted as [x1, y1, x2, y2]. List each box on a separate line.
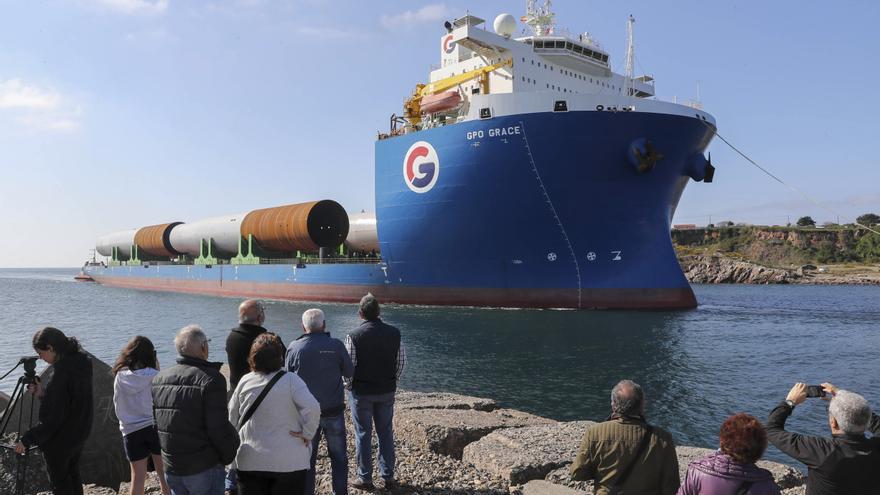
[535, 41, 544, 48]
[566, 42, 572, 50]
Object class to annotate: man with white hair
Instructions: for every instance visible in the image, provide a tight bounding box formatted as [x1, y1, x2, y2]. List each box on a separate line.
[287, 308, 353, 495]
[767, 382, 880, 493]
[152, 324, 240, 495]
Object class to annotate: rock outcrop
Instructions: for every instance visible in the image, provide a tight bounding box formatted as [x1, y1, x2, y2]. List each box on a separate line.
[462, 421, 595, 485]
[395, 395, 554, 459]
[679, 254, 801, 284]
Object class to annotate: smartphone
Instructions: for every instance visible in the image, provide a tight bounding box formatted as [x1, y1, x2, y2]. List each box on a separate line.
[806, 385, 827, 398]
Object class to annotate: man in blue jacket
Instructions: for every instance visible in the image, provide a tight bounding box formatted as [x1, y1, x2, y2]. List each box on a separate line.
[287, 308, 354, 495]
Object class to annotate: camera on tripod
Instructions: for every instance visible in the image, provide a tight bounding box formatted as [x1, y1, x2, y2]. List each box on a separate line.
[0, 355, 42, 495]
[19, 356, 38, 386]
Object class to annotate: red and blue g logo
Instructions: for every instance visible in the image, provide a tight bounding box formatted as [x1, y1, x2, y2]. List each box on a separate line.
[403, 141, 439, 193]
[442, 34, 456, 54]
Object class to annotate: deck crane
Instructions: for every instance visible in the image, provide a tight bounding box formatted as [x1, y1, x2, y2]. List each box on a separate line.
[403, 58, 513, 126]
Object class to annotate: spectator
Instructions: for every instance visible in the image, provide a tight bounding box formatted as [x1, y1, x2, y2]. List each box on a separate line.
[678, 413, 780, 494]
[112, 336, 171, 495]
[766, 382, 880, 494]
[345, 294, 406, 491]
[287, 308, 354, 495]
[226, 300, 268, 391]
[153, 325, 240, 495]
[225, 299, 267, 494]
[229, 333, 320, 495]
[570, 379, 680, 495]
[15, 327, 94, 495]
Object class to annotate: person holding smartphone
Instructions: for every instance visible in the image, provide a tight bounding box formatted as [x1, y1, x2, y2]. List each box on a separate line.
[766, 382, 880, 494]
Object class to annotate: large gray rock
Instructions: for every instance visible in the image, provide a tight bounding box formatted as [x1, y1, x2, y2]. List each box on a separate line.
[675, 446, 805, 489]
[516, 480, 589, 495]
[461, 421, 595, 485]
[396, 390, 497, 412]
[395, 407, 554, 459]
[0, 351, 129, 491]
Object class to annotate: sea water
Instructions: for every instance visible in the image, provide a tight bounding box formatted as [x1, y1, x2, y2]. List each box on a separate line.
[1, 268, 877, 464]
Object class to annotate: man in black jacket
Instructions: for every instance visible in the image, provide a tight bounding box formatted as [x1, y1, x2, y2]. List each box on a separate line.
[345, 294, 406, 491]
[225, 299, 267, 391]
[767, 382, 880, 494]
[153, 324, 240, 495]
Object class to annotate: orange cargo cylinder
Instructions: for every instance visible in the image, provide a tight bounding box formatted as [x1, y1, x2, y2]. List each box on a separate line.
[240, 200, 349, 253]
[134, 222, 182, 257]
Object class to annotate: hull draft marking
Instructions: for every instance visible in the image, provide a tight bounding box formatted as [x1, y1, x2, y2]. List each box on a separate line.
[519, 120, 582, 308]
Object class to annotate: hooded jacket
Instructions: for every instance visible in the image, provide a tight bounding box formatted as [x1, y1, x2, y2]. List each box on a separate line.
[677, 451, 780, 495]
[21, 351, 94, 450]
[113, 367, 158, 435]
[152, 355, 240, 476]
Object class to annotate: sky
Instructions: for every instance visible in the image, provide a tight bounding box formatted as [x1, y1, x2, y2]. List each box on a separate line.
[1, 0, 878, 267]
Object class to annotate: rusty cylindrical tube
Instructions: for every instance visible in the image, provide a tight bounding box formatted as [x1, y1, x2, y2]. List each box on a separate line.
[240, 200, 349, 253]
[134, 222, 183, 257]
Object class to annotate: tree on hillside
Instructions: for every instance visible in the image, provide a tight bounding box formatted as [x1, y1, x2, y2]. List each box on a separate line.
[856, 213, 880, 226]
[796, 216, 816, 227]
[855, 233, 880, 261]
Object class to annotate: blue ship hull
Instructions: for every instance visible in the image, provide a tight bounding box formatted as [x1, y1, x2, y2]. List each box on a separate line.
[88, 110, 714, 309]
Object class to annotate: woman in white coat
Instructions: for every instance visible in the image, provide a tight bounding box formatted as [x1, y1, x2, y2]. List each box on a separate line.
[229, 332, 320, 495]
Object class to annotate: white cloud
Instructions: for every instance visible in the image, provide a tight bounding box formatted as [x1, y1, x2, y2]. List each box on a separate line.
[0, 79, 82, 133]
[0, 79, 61, 110]
[380, 4, 451, 29]
[86, 0, 170, 15]
[16, 115, 81, 133]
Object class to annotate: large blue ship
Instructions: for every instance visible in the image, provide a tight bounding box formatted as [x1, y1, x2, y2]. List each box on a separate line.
[86, 3, 716, 309]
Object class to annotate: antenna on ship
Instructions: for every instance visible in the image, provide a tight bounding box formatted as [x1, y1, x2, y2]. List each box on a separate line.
[624, 15, 635, 99]
[522, 0, 556, 36]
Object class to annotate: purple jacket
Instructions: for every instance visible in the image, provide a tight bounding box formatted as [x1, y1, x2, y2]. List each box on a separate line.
[677, 451, 780, 495]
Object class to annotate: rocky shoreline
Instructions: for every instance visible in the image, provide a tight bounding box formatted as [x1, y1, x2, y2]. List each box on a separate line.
[11, 389, 807, 495]
[679, 254, 880, 285]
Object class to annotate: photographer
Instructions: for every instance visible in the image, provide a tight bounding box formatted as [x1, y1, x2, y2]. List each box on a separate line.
[766, 382, 880, 494]
[14, 327, 94, 495]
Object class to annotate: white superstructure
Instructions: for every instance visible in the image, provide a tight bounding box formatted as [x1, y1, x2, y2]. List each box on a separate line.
[394, 1, 715, 135]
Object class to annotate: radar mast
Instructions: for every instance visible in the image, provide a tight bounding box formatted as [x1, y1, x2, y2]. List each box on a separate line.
[522, 0, 556, 36]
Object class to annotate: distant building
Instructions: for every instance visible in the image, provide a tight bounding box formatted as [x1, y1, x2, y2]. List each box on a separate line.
[672, 224, 697, 230]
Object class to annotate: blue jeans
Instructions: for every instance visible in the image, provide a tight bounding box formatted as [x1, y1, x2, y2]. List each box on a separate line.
[347, 390, 396, 482]
[165, 465, 225, 495]
[224, 468, 236, 492]
[306, 413, 348, 495]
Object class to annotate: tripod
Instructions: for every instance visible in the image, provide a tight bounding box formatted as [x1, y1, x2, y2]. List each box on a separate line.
[0, 357, 40, 495]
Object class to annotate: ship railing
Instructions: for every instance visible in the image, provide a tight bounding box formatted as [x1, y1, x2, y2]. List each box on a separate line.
[124, 258, 383, 267]
[260, 257, 383, 266]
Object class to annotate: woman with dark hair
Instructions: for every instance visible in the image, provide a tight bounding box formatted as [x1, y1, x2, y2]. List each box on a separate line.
[112, 336, 170, 495]
[14, 327, 94, 495]
[678, 413, 780, 494]
[229, 332, 320, 495]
